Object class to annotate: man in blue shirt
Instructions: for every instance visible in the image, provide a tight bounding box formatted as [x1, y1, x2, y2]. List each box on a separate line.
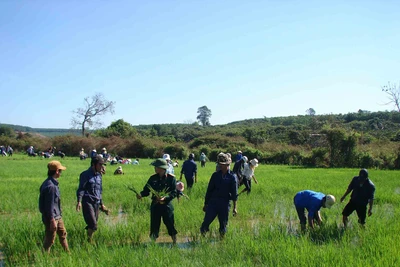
[294, 190, 336, 231]
[200, 153, 238, 238]
[340, 169, 375, 227]
[180, 153, 198, 189]
[76, 155, 109, 242]
[39, 160, 69, 253]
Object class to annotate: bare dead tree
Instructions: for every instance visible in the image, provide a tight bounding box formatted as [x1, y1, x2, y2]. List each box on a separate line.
[382, 82, 400, 112]
[71, 93, 115, 136]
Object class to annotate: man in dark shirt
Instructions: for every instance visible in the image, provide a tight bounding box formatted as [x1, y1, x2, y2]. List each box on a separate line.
[76, 155, 109, 242]
[179, 153, 198, 189]
[340, 169, 375, 227]
[200, 153, 238, 238]
[136, 158, 178, 243]
[39, 160, 69, 253]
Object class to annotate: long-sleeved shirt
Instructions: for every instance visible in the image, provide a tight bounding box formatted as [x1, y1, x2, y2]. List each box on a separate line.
[77, 167, 103, 205]
[347, 176, 375, 205]
[140, 173, 177, 204]
[39, 177, 62, 220]
[294, 190, 324, 218]
[204, 170, 238, 205]
[181, 159, 197, 179]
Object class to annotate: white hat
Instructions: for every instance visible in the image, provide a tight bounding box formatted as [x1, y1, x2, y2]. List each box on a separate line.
[325, 195, 336, 209]
[117, 166, 122, 170]
[163, 154, 171, 161]
[242, 156, 248, 163]
[250, 159, 258, 167]
[92, 149, 96, 152]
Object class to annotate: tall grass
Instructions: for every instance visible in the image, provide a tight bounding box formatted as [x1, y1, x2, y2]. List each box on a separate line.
[0, 155, 399, 266]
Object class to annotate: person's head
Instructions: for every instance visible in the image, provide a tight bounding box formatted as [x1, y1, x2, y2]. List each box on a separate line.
[217, 153, 231, 173]
[47, 160, 66, 178]
[249, 159, 259, 168]
[163, 154, 171, 162]
[323, 194, 336, 209]
[189, 153, 195, 160]
[151, 158, 169, 175]
[359, 169, 368, 180]
[91, 155, 106, 174]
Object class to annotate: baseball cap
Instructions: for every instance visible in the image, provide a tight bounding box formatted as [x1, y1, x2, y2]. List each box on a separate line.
[48, 161, 66, 171]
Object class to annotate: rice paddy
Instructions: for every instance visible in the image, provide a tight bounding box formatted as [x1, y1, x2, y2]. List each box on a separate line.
[0, 155, 399, 266]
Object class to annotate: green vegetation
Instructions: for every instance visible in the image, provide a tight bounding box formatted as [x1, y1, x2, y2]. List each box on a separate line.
[0, 155, 399, 266]
[2, 111, 400, 169]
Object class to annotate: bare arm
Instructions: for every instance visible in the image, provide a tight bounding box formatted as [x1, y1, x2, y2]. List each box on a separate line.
[340, 188, 351, 202]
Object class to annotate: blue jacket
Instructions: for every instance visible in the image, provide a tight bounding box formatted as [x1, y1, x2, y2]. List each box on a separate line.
[181, 159, 197, 179]
[204, 170, 238, 205]
[39, 177, 62, 220]
[294, 190, 325, 218]
[77, 167, 103, 205]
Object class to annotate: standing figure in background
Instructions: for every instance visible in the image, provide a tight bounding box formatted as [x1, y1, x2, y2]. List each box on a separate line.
[340, 169, 375, 228]
[6, 145, 13, 156]
[39, 161, 69, 253]
[199, 152, 207, 167]
[233, 156, 247, 187]
[163, 154, 175, 175]
[180, 153, 198, 189]
[239, 158, 259, 195]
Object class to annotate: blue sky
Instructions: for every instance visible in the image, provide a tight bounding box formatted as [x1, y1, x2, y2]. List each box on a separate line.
[1, 1, 399, 129]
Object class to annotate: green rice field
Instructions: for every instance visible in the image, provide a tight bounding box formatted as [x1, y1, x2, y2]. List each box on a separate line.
[0, 155, 399, 266]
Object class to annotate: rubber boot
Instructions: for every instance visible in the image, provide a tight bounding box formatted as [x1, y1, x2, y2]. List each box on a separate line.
[172, 235, 177, 244]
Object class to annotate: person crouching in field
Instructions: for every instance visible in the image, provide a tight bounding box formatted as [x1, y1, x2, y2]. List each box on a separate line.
[340, 169, 375, 228]
[76, 155, 109, 242]
[39, 161, 69, 253]
[239, 158, 258, 195]
[200, 153, 238, 238]
[114, 166, 124, 175]
[136, 158, 178, 244]
[294, 190, 336, 231]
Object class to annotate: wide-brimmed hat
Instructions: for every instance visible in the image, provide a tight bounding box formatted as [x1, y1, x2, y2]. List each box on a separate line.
[162, 154, 171, 161]
[48, 160, 66, 171]
[325, 195, 336, 209]
[151, 158, 169, 170]
[217, 153, 232, 165]
[250, 159, 259, 167]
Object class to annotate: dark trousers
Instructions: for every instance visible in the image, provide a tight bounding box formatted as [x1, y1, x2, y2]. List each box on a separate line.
[185, 176, 194, 188]
[82, 200, 99, 230]
[201, 160, 206, 167]
[150, 203, 177, 239]
[243, 178, 252, 193]
[200, 199, 230, 235]
[42, 217, 69, 252]
[342, 201, 367, 224]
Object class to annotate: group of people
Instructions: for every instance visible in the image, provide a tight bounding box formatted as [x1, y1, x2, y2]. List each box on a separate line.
[0, 145, 12, 156]
[294, 168, 375, 231]
[38, 152, 375, 253]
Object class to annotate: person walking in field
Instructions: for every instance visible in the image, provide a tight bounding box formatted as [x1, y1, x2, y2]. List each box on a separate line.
[163, 154, 175, 175]
[340, 169, 375, 228]
[239, 158, 258, 195]
[136, 158, 178, 244]
[39, 160, 69, 253]
[200, 153, 238, 238]
[180, 153, 198, 189]
[76, 155, 109, 242]
[294, 190, 336, 231]
[199, 152, 207, 167]
[233, 156, 247, 186]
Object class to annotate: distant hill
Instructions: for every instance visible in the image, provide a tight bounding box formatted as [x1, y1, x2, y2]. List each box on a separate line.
[0, 123, 81, 137]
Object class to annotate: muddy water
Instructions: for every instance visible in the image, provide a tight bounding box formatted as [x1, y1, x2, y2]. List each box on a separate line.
[104, 206, 128, 226]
